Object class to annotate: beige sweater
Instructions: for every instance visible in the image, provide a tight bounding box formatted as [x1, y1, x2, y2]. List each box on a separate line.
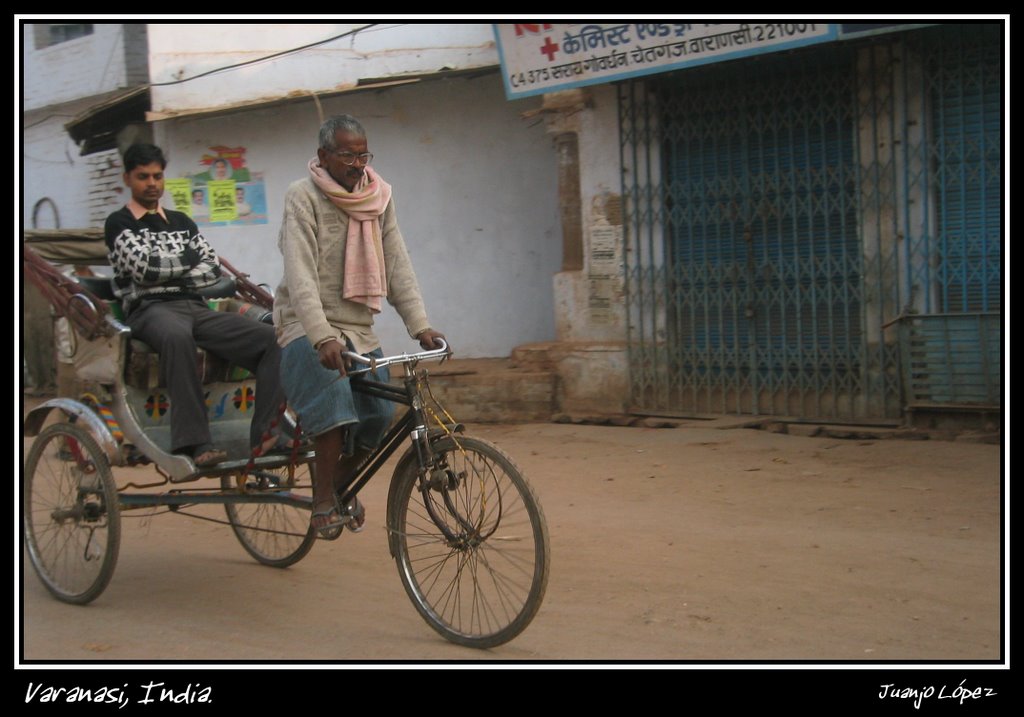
[273, 178, 431, 355]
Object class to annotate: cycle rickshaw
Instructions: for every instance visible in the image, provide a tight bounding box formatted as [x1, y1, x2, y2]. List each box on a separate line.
[22, 230, 549, 649]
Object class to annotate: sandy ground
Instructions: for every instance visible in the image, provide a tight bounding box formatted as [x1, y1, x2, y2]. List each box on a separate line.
[17, 401, 1007, 703]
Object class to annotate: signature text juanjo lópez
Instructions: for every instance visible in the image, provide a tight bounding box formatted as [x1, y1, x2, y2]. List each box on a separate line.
[879, 680, 997, 709]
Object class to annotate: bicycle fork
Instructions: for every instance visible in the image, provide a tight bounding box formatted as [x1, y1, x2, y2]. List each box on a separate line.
[399, 368, 489, 549]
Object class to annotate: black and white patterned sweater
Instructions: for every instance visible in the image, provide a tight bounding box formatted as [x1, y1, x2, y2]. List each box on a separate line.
[104, 205, 221, 316]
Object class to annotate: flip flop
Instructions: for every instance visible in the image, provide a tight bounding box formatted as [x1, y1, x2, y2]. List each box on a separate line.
[311, 505, 345, 539]
[256, 433, 312, 457]
[193, 446, 228, 467]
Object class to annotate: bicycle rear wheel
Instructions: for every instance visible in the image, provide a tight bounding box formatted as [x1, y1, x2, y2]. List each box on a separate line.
[23, 422, 121, 604]
[388, 435, 549, 648]
[221, 458, 317, 568]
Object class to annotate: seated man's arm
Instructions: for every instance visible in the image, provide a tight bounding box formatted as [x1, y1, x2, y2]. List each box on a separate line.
[104, 214, 199, 288]
[180, 225, 221, 289]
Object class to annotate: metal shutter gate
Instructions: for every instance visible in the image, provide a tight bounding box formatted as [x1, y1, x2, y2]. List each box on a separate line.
[620, 24, 1001, 421]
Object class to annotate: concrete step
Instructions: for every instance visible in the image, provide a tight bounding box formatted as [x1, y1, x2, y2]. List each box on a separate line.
[420, 357, 557, 423]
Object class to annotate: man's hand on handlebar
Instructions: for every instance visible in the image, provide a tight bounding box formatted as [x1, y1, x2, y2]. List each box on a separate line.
[319, 332, 449, 380]
[417, 329, 450, 353]
[316, 338, 351, 377]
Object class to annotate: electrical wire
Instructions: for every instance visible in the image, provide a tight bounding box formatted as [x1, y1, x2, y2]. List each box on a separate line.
[149, 23, 381, 87]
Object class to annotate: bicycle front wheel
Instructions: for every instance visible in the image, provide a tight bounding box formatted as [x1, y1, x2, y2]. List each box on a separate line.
[388, 435, 549, 648]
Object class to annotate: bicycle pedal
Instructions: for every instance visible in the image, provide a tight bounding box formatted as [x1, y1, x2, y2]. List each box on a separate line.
[317, 524, 344, 541]
[342, 498, 365, 533]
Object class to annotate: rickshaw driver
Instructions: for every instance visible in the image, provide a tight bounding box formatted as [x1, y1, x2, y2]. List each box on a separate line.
[274, 115, 447, 536]
[104, 143, 288, 467]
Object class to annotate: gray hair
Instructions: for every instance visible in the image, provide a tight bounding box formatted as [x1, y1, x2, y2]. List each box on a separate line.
[318, 115, 366, 150]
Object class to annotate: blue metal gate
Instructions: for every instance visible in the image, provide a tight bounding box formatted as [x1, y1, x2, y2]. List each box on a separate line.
[621, 24, 1002, 420]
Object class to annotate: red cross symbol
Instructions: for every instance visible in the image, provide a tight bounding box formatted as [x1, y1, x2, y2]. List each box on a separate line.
[539, 36, 559, 62]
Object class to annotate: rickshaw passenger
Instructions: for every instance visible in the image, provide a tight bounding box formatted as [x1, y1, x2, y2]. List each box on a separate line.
[104, 143, 287, 467]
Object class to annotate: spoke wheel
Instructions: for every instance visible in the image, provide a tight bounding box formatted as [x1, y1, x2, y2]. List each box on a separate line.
[221, 459, 317, 568]
[23, 422, 121, 604]
[389, 436, 549, 648]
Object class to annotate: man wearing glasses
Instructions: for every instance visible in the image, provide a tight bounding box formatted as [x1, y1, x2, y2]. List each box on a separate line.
[273, 114, 447, 536]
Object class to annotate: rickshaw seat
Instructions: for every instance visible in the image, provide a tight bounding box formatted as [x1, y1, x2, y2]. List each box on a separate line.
[76, 275, 117, 301]
[126, 339, 245, 389]
[116, 277, 251, 389]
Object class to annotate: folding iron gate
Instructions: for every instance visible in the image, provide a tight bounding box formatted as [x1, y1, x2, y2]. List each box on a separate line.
[620, 24, 1002, 421]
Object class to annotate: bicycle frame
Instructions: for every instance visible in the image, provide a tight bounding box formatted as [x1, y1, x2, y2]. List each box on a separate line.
[330, 339, 509, 553]
[339, 354, 462, 534]
[335, 371, 416, 507]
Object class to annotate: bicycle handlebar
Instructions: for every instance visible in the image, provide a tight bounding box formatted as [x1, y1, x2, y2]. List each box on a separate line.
[343, 338, 451, 375]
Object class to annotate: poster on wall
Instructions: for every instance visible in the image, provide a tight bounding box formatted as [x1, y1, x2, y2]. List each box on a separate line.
[170, 146, 268, 226]
[165, 179, 192, 217]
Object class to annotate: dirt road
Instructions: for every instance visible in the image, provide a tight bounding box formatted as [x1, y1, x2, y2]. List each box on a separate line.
[20, 412, 1003, 669]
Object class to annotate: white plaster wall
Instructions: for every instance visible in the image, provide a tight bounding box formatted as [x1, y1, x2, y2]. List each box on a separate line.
[23, 24, 130, 111]
[22, 108, 108, 228]
[148, 23, 499, 116]
[155, 73, 560, 358]
[21, 23, 147, 231]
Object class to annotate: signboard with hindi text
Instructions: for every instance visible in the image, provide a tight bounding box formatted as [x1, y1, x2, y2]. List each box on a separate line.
[494, 22, 839, 99]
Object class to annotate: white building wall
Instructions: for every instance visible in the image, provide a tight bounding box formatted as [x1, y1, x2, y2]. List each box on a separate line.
[23, 23, 132, 111]
[154, 73, 560, 358]
[148, 23, 498, 117]
[22, 23, 143, 228]
[22, 108, 123, 229]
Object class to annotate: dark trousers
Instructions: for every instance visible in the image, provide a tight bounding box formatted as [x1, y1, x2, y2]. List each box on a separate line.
[126, 298, 284, 452]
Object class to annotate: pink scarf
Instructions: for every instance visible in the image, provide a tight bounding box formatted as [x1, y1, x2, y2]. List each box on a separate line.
[308, 158, 392, 312]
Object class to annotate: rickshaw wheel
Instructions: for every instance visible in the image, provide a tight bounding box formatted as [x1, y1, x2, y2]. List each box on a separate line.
[221, 459, 317, 568]
[23, 422, 121, 605]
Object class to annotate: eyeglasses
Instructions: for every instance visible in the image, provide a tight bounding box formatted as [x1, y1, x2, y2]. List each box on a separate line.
[328, 150, 373, 166]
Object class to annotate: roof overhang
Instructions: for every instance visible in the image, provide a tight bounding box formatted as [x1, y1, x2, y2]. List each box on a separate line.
[64, 85, 150, 156]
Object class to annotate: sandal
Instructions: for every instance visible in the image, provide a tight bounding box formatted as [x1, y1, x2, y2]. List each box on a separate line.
[256, 433, 312, 457]
[193, 445, 228, 467]
[311, 502, 346, 539]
